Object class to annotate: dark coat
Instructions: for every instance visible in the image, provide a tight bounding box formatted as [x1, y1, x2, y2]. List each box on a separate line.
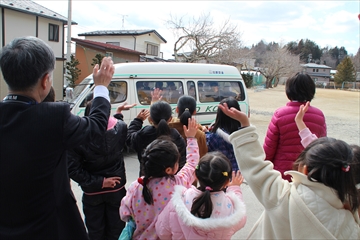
[68, 114, 128, 193]
[126, 118, 186, 176]
[0, 97, 110, 240]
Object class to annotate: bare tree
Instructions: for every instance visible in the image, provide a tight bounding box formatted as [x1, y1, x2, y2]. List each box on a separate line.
[350, 48, 360, 73]
[167, 13, 242, 63]
[257, 45, 300, 88]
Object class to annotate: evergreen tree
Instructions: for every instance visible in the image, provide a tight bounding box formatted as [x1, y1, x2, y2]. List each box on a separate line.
[334, 56, 355, 85]
[91, 53, 105, 67]
[241, 73, 253, 88]
[65, 55, 81, 88]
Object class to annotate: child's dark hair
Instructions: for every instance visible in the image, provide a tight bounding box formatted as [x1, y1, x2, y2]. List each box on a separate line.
[150, 101, 172, 137]
[211, 97, 241, 134]
[191, 152, 232, 218]
[294, 137, 359, 212]
[350, 145, 360, 185]
[84, 100, 93, 116]
[177, 95, 196, 126]
[43, 86, 55, 102]
[141, 137, 180, 205]
[285, 73, 315, 102]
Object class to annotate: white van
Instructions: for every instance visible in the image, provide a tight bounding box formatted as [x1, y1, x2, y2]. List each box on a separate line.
[69, 62, 249, 125]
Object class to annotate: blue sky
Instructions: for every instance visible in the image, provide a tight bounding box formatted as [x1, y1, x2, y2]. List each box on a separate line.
[34, 0, 359, 59]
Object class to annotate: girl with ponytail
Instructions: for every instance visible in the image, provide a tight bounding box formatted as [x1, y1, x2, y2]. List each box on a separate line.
[120, 118, 200, 240]
[156, 152, 247, 239]
[126, 100, 186, 176]
[169, 95, 208, 158]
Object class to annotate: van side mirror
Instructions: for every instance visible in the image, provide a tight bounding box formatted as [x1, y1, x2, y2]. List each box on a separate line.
[65, 87, 74, 102]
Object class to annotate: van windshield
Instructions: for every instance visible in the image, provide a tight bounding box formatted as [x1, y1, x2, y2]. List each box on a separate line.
[68, 78, 93, 104]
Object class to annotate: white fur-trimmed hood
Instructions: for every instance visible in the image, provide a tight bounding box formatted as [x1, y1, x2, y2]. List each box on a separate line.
[171, 185, 246, 230]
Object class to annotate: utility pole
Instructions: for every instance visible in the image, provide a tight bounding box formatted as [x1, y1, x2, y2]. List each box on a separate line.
[66, 0, 72, 63]
[121, 14, 128, 29]
[65, 0, 72, 96]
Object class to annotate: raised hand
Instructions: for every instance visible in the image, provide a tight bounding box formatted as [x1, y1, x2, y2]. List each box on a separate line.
[136, 109, 150, 121]
[92, 57, 115, 87]
[295, 101, 310, 131]
[116, 102, 137, 113]
[102, 176, 121, 188]
[183, 117, 198, 138]
[228, 170, 244, 187]
[151, 88, 163, 103]
[218, 103, 250, 127]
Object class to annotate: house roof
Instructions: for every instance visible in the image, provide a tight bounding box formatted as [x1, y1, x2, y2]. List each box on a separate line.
[0, 0, 77, 25]
[71, 37, 145, 55]
[140, 56, 172, 62]
[78, 29, 167, 43]
[302, 63, 332, 69]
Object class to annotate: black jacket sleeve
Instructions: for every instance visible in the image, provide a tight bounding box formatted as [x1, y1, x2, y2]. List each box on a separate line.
[126, 118, 144, 152]
[63, 97, 110, 150]
[67, 148, 104, 189]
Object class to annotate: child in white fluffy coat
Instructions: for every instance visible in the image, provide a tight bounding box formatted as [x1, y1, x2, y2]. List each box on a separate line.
[155, 152, 246, 239]
[220, 102, 360, 239]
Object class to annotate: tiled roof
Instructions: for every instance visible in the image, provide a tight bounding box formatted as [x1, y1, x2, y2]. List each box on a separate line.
[78, 29, 167, 43]
[0, 0, 76, 24]
[71, 38, 145, 55]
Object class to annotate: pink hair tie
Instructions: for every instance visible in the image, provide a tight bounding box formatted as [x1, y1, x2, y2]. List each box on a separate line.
[205, 186, 213, 191]
[342, 164, 350, 172]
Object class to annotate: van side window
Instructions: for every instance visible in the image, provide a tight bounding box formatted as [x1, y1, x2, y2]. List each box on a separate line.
[109, 82, 127, 103]
[162, 81, 184, 104]
[136, 81, 152, 105]
[198, 81, 244, 102]
[187, 81, 196, 99]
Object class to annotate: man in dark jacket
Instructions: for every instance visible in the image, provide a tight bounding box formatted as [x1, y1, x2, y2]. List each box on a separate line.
[68, 102, 135, 240]
[0, 36, 114, 240]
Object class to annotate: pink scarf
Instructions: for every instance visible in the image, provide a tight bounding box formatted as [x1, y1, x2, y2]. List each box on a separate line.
[107, 116, 117, 130]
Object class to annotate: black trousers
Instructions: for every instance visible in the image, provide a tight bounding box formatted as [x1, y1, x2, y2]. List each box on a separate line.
[82, 188, 126, 240]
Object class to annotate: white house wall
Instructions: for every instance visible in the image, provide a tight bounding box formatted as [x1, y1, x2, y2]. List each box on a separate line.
[84, 32, 163, 57]
[84, 35, 136, 50]
[0, 8, 65, 100]
[37, 17, 63, 57]
[4, 9, 36, 43]
[0, 8, 2, 46]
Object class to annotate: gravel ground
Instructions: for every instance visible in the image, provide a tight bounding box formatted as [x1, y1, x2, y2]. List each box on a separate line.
[247, 85, 360, 145]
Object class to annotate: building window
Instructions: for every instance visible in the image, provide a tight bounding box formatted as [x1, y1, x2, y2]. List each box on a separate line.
[313, 69, 315, 72]
[105, 52, 113, 58]
[146, 44, 158, 56]
[316, 69, 319, 72]
[106, 42, 120, 46]
[49, 24, 59, 42]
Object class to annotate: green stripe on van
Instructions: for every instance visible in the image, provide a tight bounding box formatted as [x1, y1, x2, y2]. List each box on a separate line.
[112, 73, 240, 78]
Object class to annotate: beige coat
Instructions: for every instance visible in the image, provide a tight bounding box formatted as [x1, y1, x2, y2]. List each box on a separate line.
[229, 126, 360, 239]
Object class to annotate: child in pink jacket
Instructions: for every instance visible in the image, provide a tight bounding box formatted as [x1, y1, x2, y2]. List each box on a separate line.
[155, 152, 247, 239]
[119, 118, 199, 240]
[263, 73, 327, 181]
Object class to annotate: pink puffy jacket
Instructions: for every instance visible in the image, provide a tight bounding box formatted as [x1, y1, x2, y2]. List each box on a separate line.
[155, 185, 246, 240]
[263, 101, 326, 181]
